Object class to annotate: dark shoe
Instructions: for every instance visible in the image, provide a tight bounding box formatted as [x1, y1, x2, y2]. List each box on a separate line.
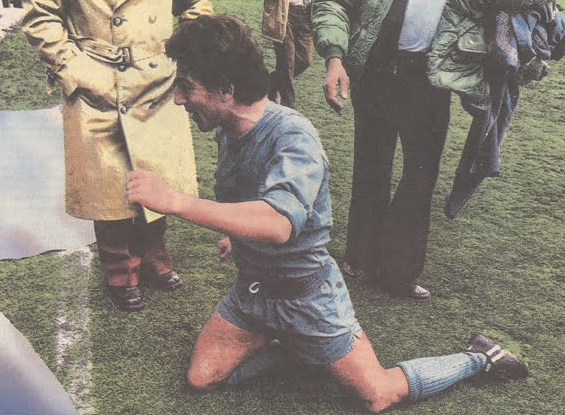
[465, 333, 529, 379]
[386, 283, 431, 301]
[341, 261, 365, 279]
[109, 285, 145, 311]
[153, 270, 183, 291]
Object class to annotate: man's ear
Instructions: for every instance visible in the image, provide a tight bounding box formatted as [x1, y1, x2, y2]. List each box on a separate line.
[219, 84, 234, 101]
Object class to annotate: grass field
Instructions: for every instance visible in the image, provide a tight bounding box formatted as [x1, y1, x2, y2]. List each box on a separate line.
[1, 1, 564, 414]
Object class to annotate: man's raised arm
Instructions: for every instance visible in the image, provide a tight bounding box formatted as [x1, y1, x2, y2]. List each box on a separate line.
[125, 170, 292, 244]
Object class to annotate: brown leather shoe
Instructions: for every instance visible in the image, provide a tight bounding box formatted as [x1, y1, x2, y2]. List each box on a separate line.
[465, 333, 529, 379]
[108, 285, 145, 311]
[386, 283, 431, 301]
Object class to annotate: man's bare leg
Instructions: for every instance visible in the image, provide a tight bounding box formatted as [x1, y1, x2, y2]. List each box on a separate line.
[327, 332, 409, 413]
[328, 331, 495, 413]
[187, 312, 268, 390]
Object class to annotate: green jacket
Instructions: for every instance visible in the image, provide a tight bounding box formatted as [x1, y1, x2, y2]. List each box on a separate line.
[312, 0, 394, 82]
[313, 0, 551, 106]
[428, 0, 551, 107]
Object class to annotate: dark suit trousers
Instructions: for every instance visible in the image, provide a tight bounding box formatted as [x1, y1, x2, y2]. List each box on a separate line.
[94, 217, 173, 287]
[347, 51, 450, 288]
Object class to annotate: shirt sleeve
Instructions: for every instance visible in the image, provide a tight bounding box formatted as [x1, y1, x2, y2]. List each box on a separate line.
[259, 130, 326, 240]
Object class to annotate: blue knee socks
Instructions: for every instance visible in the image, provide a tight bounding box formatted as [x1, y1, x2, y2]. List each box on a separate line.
[397, 352, 487, 401]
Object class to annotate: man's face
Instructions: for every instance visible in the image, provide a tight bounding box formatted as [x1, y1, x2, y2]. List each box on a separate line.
[173, 71, 224, 132]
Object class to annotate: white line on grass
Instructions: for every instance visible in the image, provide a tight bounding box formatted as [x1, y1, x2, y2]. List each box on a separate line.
[57, 246, 95, 415]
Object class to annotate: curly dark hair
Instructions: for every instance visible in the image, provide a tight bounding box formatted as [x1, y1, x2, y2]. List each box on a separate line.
[166, 14, 269, 105]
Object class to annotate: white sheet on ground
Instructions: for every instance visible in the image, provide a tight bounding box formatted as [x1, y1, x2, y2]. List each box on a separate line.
[0, 106, 95, 259]
[0, 6, 24, 43]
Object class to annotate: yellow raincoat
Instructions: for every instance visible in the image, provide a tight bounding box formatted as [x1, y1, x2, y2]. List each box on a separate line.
[22, 0, 213, 222]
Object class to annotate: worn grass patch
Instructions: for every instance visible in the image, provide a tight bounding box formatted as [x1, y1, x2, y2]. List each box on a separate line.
[1, 1, 564, 414]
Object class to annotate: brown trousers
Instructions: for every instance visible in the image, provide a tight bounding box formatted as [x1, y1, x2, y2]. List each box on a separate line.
[94, 217, 173, 287]
[269, 5, 314, 108]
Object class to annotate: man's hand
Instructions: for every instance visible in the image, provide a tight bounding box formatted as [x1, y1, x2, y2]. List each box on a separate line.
[217, 236, 232, 261]
[125, 170, 180, 215]
[69, 55, 117, 109]
[323, 57, 350, 116]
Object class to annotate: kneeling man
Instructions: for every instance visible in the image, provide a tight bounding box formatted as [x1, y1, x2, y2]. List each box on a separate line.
[126, 15, 529, 413]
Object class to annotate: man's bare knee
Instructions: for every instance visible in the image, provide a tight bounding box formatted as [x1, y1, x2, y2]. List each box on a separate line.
[184, 312, 265, 392]
[186, 366, 222, 391]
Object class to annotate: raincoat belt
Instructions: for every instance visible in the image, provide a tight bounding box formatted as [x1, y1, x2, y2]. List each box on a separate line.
[74, 37, 165, 65]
